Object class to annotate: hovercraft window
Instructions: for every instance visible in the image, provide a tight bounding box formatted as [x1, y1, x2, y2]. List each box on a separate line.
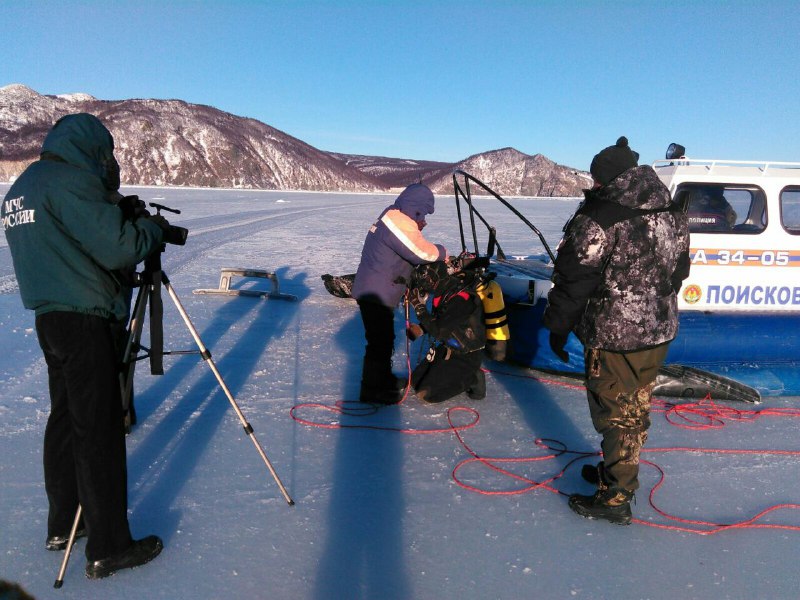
[780, 187, 800, 235]
[675, 184, 766, 234]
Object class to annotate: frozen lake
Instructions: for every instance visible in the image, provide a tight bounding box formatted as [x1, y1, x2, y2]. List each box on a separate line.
[2, 184, 800, 599]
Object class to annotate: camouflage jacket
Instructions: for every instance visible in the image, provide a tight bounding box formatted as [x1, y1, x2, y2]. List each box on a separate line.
[542, 165, 690, 352]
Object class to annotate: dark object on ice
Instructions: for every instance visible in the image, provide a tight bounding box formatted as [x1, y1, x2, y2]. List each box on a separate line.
[321, 273, 356, 299]
[0, 580, 36, 600]
[654, 364, 761, 403]
[484, 339, 507, 362]
[466, 369, 486, 399]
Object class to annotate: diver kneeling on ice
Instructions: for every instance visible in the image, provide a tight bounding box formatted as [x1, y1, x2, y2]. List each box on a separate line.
[408, 260, 487, 403]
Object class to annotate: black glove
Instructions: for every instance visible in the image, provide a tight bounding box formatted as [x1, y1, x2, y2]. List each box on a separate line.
[406, 323, 424, 340]
[118, 195, 149, 220]
[549, 332, 569, 363]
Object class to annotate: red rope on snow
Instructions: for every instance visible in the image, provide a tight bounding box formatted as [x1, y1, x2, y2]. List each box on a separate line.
[289, 327, 800, 534]
[289, 294, 480, 435]
[455, 368, 800, 534]
[655, 395, 800, 429]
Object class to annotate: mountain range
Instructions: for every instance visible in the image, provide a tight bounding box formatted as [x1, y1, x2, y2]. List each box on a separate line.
[0, 84, 590, 196]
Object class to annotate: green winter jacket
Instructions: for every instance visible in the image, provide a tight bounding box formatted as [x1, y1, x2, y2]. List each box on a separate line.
[1, 113, 164, 321]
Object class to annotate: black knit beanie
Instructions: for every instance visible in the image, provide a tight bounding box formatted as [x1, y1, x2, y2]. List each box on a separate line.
[590, 136, 640, 186]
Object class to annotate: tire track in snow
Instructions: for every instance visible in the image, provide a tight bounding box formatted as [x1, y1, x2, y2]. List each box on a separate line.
[160, 200, 373, 276]
[0, 200, 376, 294]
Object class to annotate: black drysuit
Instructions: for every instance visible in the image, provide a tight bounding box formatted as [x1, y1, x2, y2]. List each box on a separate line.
[412, 287, 486, 403]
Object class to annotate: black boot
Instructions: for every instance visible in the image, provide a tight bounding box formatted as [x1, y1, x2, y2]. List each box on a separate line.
[359, 384, 401, 405]
[359, 357, 401, 404]
[85, 535, 163, 579]
[46, 527, 87, 551]
[568, 488, 633, 525]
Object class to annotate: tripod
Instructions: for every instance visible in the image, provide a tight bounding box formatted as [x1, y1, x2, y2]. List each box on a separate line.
[54, 244, 294, 587]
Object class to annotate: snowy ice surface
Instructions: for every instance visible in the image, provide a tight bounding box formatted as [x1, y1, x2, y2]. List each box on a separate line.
[2, 184, 800, 599]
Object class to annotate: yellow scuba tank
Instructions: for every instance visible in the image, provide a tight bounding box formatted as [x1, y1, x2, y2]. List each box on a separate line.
[476, 279, 510, 361]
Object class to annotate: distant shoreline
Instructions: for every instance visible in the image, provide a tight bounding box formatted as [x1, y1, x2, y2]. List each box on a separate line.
[0, 181, 581, 201]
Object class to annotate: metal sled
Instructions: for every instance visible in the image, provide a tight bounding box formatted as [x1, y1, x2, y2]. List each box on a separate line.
[193, 267, 297, 301]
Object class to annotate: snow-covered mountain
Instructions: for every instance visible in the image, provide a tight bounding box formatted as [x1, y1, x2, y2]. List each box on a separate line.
[0, 84, 383, 192]
[325, 152, 454, 190]
[330, 148, 591, 196]
[427, 147, 592, 197]
[0, 84, 590, 195]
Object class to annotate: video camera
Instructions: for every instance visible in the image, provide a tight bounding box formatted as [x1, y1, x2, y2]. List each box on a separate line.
[150, 202, 189, 246]
[115, 195, 188, 246]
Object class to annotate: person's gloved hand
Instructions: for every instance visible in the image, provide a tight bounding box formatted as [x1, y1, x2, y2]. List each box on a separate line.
[118, 195, 149, 220]
[406, 323, 424, 340]
[549, 332, 569, 363]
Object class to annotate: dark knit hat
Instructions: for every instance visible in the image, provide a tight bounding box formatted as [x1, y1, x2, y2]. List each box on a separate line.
[590, 136, 640, 186]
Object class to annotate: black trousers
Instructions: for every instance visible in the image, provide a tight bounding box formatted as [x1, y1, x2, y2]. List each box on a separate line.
[36, 311, 133, 560]
[412, 344, 483, 403]
[357, 299, 396, 392]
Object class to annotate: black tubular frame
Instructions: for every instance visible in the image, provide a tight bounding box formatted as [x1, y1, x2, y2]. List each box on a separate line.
[451, 170, 556, 263]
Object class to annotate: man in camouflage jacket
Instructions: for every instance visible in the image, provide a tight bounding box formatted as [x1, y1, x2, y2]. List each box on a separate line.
[542, 137, 690, 525]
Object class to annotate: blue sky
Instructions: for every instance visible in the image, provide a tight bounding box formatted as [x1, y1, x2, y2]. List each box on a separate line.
[3, 0, 799, 170]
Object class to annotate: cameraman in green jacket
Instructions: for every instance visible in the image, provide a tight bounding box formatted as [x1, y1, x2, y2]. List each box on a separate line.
[2, 113, 168, 579]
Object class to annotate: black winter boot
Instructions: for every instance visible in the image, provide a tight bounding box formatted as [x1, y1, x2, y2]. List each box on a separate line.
[85, 535, 163, 579]
[568, 488, 633, 525]
[46, 527, 87, 551]
[359, 384, 401, 405]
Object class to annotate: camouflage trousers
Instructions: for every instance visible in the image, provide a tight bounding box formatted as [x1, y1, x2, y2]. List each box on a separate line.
[584, 343, 670, 492]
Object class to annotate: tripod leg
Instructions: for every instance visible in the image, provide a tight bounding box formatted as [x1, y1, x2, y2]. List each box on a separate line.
[161, 273, 294, 506]
[149, 271, 164, 375]
[53, 504, 82, 588]
[121, 284, 150, 431]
